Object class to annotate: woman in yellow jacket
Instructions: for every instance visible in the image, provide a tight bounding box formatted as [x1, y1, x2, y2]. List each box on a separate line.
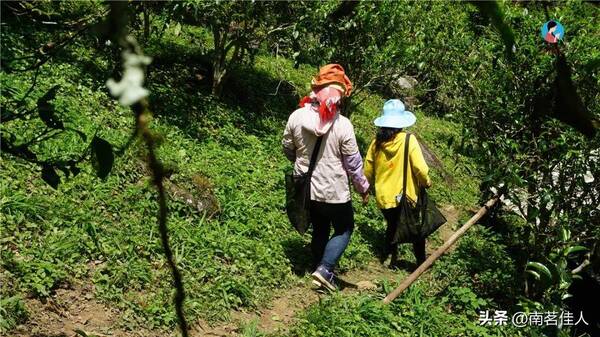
[364, 99, 432, 267]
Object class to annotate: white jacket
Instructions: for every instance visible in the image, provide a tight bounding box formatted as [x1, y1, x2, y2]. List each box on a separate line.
[282, 105, 361, 203]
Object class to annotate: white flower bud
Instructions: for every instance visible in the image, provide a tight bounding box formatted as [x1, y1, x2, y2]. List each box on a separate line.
[106, 40, 152, 107]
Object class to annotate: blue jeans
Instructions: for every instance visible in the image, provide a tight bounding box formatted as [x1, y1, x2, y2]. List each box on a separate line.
[310, 201, 354, 271]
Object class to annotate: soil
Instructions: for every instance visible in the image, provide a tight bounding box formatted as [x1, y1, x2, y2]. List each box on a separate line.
[11, 285, 153, 337]
[8, 205, 464, 337]
[196, 261, 400, 337]
[428, 204, 460, 254]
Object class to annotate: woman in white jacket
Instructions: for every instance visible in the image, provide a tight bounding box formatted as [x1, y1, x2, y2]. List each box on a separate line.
[282, 64, 369, 291]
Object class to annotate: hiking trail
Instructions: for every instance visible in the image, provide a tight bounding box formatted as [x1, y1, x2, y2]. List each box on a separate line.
[11, 205, 460, 337]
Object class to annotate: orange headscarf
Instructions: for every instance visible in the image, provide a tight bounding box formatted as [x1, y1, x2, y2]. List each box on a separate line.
[298, 64, 353, 123]
[311, 64, 353, 96]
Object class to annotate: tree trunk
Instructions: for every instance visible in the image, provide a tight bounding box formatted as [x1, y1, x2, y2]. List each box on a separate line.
[211, 29, 227, 97]
[143, 4, 150, 41]
[212, 65, 226, 97]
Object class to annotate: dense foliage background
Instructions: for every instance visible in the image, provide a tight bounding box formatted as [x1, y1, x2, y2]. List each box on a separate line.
[1, 1, 598, 336]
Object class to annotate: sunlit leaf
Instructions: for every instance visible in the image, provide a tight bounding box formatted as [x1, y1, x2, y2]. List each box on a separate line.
[561, 293, 573, 300]
[565, 246, 587, 256]
[525, 269, 541, 280]
[526, 261, 552, 281]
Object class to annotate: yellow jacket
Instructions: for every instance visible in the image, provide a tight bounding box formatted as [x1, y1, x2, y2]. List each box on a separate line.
[364, 132, 431, 209]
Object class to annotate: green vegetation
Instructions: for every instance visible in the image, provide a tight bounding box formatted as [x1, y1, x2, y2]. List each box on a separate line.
[1, 1, 598, 336]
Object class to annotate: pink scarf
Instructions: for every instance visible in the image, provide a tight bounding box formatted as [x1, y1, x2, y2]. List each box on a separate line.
[298, 85, 342, 135]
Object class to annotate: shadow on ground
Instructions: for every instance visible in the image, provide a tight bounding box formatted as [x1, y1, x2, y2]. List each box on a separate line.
[281, 236, 313, 276]
[355, 220, 388, 261]
[146, 43, 299, 144]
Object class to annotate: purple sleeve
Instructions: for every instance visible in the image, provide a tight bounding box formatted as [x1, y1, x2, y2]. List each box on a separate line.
[342, 152, 370, 194]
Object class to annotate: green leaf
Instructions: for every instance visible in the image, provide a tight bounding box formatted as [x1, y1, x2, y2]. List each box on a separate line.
[74, 329, 89, 337]
[57, 165, 71, 179]
[74, 329, 99, 337]
[565, 246, 587, 256]
[91, 136, 114, 179]
[526, 261, 552, 281]
[560, 227, 571, 241]
[41, 164, 60, 189]
[525, 269, 540, 280]
[72, 129, 88, 141]
[4, 85, 21, 99]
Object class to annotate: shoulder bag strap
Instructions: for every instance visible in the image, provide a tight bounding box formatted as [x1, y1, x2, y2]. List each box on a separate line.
[401, 133, 411, 197]
[307, 136, 323, 177]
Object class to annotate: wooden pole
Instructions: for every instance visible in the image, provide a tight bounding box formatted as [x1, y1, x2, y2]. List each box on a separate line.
[382, 197, 499, 304]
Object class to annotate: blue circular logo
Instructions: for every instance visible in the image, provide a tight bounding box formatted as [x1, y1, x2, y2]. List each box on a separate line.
[541, 20, 564, 44]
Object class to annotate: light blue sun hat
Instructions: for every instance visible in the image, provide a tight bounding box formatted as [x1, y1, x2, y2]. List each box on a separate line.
[373, 99, 416, 129]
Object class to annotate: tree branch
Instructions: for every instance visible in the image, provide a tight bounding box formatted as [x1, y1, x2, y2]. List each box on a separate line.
[4, 10, 108, 72]
[132, 100, 189, 337]
[106, 3, 189, 330]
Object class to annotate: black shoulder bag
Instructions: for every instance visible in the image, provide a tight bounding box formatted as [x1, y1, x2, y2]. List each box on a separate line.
[285, 136, 323, 235]
[393, 133, 446, 243]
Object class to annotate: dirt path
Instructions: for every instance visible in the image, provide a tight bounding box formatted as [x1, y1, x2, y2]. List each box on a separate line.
[6, 263, 400, 337]
[11, 284, 157, 337]
[206, 204, 462, 336]
[195, 261, 400, 337]
[9, 205, 461, 337]
[6, 262, 401, 337]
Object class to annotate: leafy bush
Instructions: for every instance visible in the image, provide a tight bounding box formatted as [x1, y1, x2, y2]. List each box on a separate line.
[288, 286, 538, 337]
[443, 286, 489, 314]
[2, 1, 597, 336]
[0, 295, 28, 333]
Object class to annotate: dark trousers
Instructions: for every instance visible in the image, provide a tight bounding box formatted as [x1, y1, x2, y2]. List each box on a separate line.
[381, 206, 426, 265]
[310, 200, 354, 271]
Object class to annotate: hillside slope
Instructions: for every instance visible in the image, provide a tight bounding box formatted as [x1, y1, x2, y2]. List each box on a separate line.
[2, 23, 537, 337]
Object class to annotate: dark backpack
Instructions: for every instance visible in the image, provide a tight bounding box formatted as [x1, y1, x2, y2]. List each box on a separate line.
[393, 133, 446, 243]
[284, 137, 323, 235]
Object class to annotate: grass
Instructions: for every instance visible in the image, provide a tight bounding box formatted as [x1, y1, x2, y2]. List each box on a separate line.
[0, 20, 538, 336]
[279, 226, 537, 337]
[283, 286, 538, 337]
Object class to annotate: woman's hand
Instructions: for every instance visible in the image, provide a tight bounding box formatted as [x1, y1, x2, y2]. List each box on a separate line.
[361, 192, 369, 205]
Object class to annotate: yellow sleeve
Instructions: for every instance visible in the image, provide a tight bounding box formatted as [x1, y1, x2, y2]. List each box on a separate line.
[363, 140, 376, 186]
[409, 138, 432, 187]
